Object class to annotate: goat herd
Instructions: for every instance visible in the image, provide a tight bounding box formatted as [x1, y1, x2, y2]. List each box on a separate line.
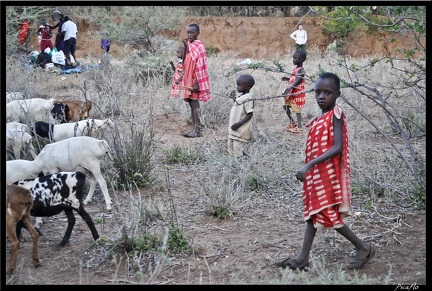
[5, 92, 114, 275]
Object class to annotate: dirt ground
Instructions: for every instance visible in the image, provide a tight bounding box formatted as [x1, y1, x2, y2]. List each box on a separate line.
[5, 16, 426, 285]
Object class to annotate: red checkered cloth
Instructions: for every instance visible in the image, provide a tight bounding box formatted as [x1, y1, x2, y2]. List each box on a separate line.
[285, 66, 306, 108]
[183, 40, 211, 102]
[170, 60, 184, 98]
[302, 105, 352, 228]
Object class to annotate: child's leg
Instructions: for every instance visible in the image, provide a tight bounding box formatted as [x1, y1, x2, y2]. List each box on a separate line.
[227, 138, 234, 154]
[233, 140, 245, 157]
[185, 100, 195, 134]
[296, 112, 302, 128]
[335, 225, 374, 268]
[295, 219, 316, 263]
[275, 219, 316, 268]
[282, 105, 294, 123]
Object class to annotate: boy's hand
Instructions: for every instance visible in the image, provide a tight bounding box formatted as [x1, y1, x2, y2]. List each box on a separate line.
[229, 90, 236, 98]
[192, 82, 199, 92]
[231, 123, 240, 131]
[281, 76, 290, 81]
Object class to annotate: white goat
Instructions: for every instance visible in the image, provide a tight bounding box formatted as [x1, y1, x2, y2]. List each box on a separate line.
[6, 98, 67, 124]
[34, 136, 112, 210]
[6, 121, 30, 132]
[6, 91, 25, 103]
[6, 159, 44, 185]
[6, 129, 36, 160]
[6, 122, 37, 160]
[35, 118, 114, 142]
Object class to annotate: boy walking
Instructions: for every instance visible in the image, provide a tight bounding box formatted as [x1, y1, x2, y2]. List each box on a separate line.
[275, 72, 375, 270]
[228, 75, 255, 157]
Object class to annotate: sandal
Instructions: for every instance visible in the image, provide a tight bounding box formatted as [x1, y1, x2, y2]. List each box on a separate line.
[273, 257, 310, 271]
[347, 244, 376, 270]
[287, 126, 303, 134]
[285, 123, 298, 130]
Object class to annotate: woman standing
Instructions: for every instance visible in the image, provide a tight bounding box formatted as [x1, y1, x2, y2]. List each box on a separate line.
[290, 23, 307, 54]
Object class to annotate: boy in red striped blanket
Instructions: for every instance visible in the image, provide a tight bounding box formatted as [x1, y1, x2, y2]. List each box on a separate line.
[275, 72, 375, 271]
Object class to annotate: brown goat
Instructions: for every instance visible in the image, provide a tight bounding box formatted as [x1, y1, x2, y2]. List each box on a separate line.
[56, 100, 92, 122]
[6, 184, 41, 275]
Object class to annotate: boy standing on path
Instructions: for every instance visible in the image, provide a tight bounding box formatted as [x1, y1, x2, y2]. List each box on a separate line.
[282, 50, 306, 134]
[181, 23, 211, 138]
[275, 72, 375, 271]
[228, 75, 255, 157]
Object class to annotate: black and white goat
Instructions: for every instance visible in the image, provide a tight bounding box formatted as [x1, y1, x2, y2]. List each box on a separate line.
[15, 171, 100, 247]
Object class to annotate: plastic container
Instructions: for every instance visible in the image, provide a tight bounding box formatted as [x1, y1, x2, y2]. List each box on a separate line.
[51, 50, 65, 65]
[237, 58, 252, 66]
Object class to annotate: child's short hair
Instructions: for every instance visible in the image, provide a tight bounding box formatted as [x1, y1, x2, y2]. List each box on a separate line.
[319, 72, 340, 91]
[295, 50, 307, 61]
[238, 74, 255, 88]
[188, 23, 200, 32]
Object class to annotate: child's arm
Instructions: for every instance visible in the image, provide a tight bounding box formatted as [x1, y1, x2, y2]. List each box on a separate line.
[282, 68, 305, 95]
[175, 71, 183, 84]
[231, 112, 253, 131]
[290, 30, 297, 40]
[46, 22, 59, 29]
[169, 61, 175, 72]
[296, 113, 344, 182]
[291, 68, 305, 88]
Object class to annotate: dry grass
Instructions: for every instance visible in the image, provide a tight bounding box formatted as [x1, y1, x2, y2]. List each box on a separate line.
[5, 44, 425, 284]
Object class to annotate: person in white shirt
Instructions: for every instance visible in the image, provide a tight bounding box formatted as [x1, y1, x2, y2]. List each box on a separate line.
[290, 23, 307, 54]
[61, 16, 78, 66]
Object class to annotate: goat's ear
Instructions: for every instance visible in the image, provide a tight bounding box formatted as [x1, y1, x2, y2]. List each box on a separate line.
[38, 172, 44, 177]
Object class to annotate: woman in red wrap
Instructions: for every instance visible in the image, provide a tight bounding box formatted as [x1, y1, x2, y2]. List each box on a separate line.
[275, 72, 375, 271]
[181, 23, 211, 138]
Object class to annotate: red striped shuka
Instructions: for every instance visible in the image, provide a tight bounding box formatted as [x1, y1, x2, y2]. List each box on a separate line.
[170, 60, 184, 98]
[286, 66, 306, 107]
[302, 105, 352, 228]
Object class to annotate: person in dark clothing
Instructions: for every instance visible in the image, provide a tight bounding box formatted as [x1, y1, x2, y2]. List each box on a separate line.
[46, 11, 65, 51]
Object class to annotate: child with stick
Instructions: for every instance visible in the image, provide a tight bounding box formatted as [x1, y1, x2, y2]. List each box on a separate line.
[282, 50, 306, 134]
